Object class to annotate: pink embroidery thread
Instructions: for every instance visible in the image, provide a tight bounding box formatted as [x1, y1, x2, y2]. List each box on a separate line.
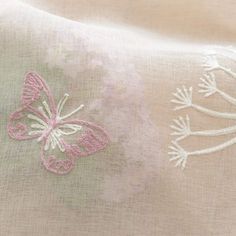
[8, 72, 110, 175]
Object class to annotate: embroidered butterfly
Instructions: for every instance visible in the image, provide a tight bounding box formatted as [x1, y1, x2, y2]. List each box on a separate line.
[8, 72, 110, 175]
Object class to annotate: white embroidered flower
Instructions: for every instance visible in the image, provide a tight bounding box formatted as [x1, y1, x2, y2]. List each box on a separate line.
[198, 73, 217, 97]
[171, 86, 192, 111]
[170, 115, 191, 142]
[168, 141, 188, 169]
[202, 55, 220, 71]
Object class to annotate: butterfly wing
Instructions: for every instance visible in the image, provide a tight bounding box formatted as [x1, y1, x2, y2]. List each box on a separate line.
[8, 72, 56, 140]
[21, 72, 56, 111]
[21, 72, 45, 105]
[8, 107, 41, 140]
[62, 120, 110, 157]
[40, 138, 76, 175]
[40, 120, 110, 175]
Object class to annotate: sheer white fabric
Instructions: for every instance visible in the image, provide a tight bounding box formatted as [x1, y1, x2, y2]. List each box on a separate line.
[0, 1, 235, 235]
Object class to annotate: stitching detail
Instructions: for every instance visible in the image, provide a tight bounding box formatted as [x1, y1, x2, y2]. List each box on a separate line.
[169, 52, 236, 169]
[8, 72, 110, 175]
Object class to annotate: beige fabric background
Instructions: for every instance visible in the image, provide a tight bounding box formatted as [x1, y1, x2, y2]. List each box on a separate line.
[0, 0, 236, 235]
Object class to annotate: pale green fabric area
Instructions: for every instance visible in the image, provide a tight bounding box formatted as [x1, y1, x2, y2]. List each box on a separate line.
[0, 2, 162, 235]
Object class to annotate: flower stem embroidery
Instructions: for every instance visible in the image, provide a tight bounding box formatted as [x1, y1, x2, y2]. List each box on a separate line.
[169, 53, 236, 169]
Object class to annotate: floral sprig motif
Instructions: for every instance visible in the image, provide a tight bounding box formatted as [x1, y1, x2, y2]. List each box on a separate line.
[169, 53, 236, 169]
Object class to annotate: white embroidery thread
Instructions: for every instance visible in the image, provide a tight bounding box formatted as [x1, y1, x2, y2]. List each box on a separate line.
[169, 52, 236, 169]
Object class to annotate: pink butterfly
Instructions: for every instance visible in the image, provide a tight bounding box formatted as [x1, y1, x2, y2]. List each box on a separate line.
[8, 72, 110, 175]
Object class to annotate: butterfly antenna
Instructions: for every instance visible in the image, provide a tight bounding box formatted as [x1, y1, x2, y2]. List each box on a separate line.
[57, 93, 69, 116]
[60, 104, 84, 120]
